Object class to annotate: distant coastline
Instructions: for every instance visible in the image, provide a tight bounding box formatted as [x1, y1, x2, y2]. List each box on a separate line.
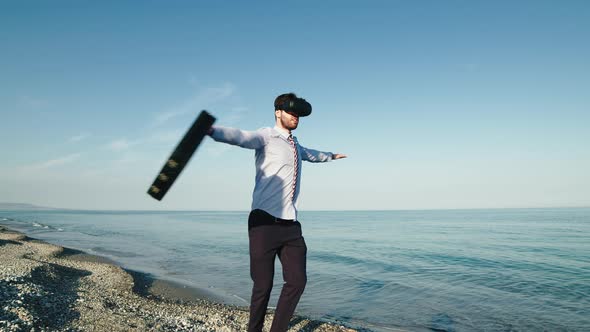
[0, 202, 59, 210]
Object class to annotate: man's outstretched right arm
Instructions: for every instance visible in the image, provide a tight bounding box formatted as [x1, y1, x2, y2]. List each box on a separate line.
[208, 126, 266, 150]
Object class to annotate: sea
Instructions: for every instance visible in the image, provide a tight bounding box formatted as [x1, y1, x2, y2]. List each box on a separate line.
[1, 208, 588, 332]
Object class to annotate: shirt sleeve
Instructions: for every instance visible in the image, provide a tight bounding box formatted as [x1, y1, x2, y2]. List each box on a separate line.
[210, 126, 267, 149]
[299, 145, 333, 163]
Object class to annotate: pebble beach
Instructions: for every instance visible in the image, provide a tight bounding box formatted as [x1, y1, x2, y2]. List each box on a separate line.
[0, 225, 362, 332]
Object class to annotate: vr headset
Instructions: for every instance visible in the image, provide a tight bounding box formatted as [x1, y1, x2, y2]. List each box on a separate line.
[276, 98, 312, 117]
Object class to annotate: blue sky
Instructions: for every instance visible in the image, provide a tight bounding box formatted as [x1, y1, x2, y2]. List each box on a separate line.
[1, 1, 589, 210]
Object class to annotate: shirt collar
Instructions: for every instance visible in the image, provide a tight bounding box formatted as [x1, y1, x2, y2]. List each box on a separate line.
[273, 126, 292, 139]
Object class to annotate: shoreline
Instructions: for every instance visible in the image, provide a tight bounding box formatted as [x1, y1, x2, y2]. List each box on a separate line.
[0, 224, 367, 331]
[56, 246, 229, 306]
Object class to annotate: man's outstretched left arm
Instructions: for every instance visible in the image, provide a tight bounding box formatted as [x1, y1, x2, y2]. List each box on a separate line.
[300, 146, 347, 163]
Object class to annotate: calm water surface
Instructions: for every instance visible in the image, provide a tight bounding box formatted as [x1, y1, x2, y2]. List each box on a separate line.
[1, 208, 589, 331]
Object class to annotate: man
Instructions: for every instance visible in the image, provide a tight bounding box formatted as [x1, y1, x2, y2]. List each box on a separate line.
[208, 93, 346, 332]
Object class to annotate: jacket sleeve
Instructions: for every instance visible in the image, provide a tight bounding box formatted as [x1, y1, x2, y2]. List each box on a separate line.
[299, 145, 333, 163]
[210, 126, 267, 149]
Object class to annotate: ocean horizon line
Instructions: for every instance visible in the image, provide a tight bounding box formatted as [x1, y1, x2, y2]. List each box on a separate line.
[1, 202, 589, 213]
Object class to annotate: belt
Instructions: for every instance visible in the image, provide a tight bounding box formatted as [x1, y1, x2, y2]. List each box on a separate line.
[248, 209, 299, 230]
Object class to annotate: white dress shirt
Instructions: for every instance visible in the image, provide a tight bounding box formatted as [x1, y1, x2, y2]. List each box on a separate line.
[210, 125, 333, 220]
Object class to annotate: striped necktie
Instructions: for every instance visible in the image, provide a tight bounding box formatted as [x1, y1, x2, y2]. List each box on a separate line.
[288, 134, 299, 201]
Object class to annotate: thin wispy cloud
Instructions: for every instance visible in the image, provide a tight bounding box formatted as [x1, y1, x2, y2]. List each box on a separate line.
[21, 153, 82, 171]
[204, 143, 231, 158]
[69, 133, 91, 142]
[82, 84, 239, 170]
[223, 106, 249, 125]
[105, 138, 141, 151]
[147, 129, 185, 144]
[80, 83, 237, 173]
[151, 83, 235, 128]
[153, 111, 181, 126]
[19, 95, 48, 109]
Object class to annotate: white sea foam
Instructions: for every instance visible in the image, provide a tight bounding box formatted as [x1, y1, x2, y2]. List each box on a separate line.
[232, 294, 248, 304]
[32, 222, 50, 229]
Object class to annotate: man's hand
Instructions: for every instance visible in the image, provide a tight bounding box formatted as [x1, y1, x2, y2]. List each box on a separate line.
[332, 153, 347, 160]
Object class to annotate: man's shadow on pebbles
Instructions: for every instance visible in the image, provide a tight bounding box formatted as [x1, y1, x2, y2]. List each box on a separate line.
[0, 239, 22, 246]
[27, 263, 91, 329]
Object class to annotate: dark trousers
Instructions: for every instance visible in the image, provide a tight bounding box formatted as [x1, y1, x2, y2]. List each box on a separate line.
[248, 209, 307, 332]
